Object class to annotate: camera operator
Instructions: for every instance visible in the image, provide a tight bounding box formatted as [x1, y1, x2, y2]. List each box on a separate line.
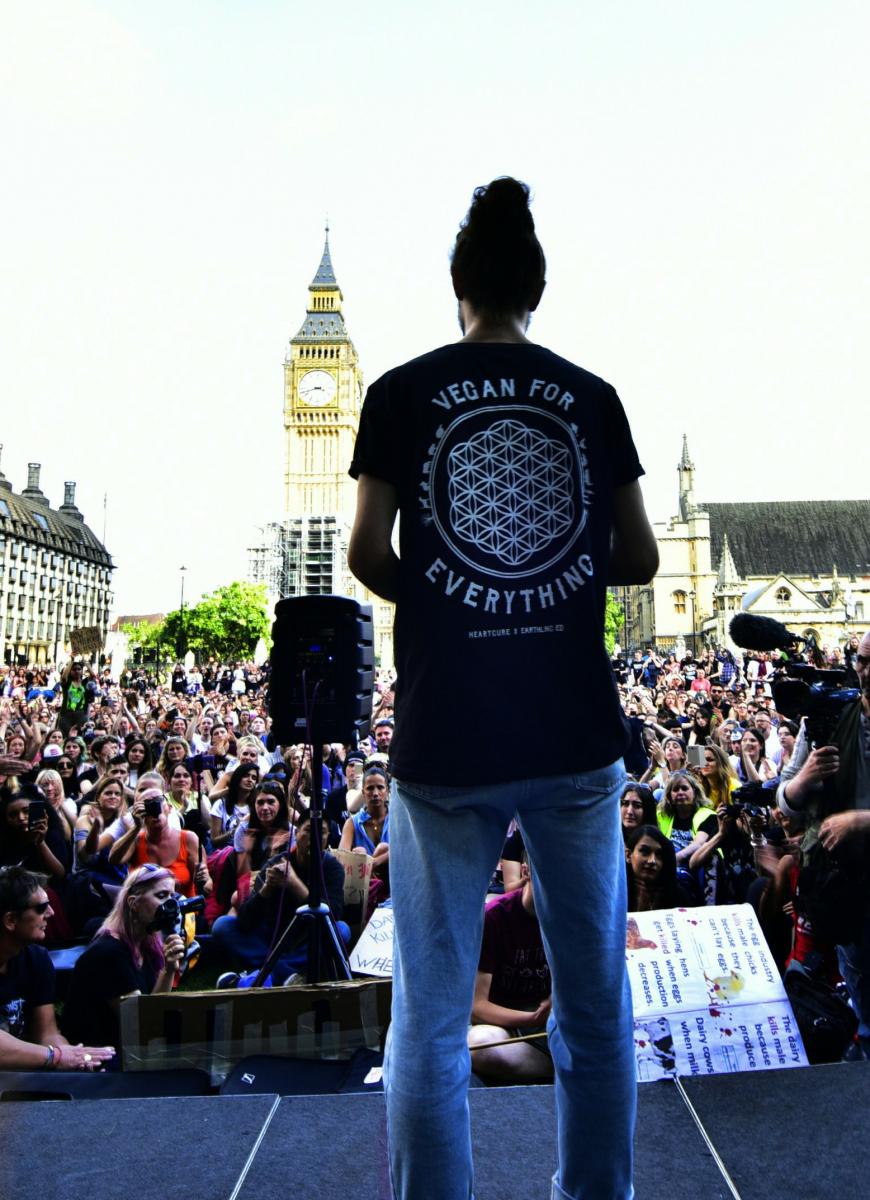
[778, 630, 870, 1053]
[0, 866, 114, 1071]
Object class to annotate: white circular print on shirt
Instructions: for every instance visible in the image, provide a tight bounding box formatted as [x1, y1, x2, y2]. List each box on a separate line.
[426, 406, 590, 580]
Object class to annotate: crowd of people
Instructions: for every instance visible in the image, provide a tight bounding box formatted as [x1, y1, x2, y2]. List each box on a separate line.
[0, 632, 866, 1078]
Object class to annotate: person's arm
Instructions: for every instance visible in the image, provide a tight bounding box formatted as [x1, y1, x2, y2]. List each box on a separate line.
[108, 807, 143, 865]
[471, 971, 550, 1030]
[347, 475, 400, 603]
[607, 480, 659, 585]
[675, 830, 709, 865]
[338, 817, 357, 853]
[185, 832, 212, 895]
[500, 860, 522, 892]
[688, 809, 730, 871]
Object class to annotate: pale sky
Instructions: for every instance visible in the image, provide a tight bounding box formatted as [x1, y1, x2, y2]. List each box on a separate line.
[1, 1, 867, 615]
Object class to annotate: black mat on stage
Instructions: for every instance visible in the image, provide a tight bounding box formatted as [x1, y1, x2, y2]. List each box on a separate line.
[681, 1060, 869, 1200]
[233, 1081, 727, 1200]
[0, 1064, 866, 1199]
[0, 1094, 277, 1200]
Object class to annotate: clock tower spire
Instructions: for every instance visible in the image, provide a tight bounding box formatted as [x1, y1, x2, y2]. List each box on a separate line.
[283, 229, 363, 521]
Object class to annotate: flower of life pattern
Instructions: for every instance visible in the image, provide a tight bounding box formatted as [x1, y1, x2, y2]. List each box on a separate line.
[447, 419, 575, 566]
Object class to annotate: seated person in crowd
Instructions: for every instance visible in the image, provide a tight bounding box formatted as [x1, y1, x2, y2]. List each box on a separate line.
[620, 783, 658, 842]
[625, 825, 695, 912]
[62, 865, 186, 1063]
[212, 810, 348, 983]
[339, 766, 390, 865]
[0, 783, 70, 886]
[0, 866, 113, 1071]
[108, 791, 211, 899]
[324, 750, 367, 844]
[467, 861, 553, 1084]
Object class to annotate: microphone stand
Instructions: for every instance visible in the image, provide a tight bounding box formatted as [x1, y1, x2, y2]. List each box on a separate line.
[251, 735, 352, 986]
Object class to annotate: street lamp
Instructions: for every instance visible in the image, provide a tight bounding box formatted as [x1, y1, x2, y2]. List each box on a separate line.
[687, 589, 697, 658]
[179, 566, 188, 658]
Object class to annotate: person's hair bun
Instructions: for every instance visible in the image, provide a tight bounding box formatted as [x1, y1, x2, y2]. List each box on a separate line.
[465, 178, 534, 237]
[452, 176, 545, 317]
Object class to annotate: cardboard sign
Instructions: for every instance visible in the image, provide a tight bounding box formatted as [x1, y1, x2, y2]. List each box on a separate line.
[333, 847, 374, 930]
[349, 904, 394, 978]
[120, 977, 391, 1083]
[70, 626, 104, 655]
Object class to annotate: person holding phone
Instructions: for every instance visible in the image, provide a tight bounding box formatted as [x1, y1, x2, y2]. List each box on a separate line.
[0, 783, 70, 883]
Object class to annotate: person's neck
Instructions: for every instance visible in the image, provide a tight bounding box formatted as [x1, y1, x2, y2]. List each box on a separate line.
[458, 304, 532, 344]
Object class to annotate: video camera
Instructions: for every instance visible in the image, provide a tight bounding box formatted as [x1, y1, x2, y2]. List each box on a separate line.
[729, 613, 860, 748]
[147, 894, 205, 974]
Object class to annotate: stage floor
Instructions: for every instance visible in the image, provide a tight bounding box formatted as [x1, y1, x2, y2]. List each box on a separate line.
[1, 1062, 865, 1199]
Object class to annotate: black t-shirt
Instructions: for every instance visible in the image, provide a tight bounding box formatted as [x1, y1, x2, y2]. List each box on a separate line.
[350, 342, 644, 785]
[0, 945, 55, 1039]
[62, 935, 157, 1049]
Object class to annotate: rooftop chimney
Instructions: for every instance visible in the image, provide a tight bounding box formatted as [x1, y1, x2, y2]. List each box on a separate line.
[22, 462, 49, 506]
[59, 480, 83, 521]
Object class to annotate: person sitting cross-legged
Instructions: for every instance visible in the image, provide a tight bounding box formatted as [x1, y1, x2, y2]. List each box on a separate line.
[467, 861, 553, 1083]
[212, 810, 350, 984]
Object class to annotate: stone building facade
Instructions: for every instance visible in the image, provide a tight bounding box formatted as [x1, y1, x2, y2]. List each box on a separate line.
[0, 454, 113, 665]
[621, 437, 869, 655]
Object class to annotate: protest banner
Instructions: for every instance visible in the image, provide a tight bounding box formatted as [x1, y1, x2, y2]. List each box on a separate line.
[69, 626, 104, 655]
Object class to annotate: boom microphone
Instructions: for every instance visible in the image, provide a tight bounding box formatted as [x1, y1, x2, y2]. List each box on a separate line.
[729, 613, 801, 653]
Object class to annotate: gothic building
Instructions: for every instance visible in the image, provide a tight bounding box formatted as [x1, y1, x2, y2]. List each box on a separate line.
[0, 453, 113, 665]
[248, 232, 394, 664]
[622, 437, 870, 654]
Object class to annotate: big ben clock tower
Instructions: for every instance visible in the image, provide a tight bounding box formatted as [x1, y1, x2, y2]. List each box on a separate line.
[283, 228, 362, 522]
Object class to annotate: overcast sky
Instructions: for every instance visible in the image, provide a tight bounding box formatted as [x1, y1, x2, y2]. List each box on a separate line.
[2, 1, 867, 615]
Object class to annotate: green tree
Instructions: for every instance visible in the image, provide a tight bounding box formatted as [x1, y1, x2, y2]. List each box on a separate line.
[604, 591, 625, 656]
[164, 581, 270, 661]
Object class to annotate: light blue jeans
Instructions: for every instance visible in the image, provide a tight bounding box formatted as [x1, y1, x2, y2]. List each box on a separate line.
[384, 762, 636, 1200]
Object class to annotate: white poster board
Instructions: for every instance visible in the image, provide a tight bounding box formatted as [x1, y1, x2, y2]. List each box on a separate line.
[349, 904, 394, 978]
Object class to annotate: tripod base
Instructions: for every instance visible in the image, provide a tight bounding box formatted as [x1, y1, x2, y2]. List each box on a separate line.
[252, 902, 353, 987]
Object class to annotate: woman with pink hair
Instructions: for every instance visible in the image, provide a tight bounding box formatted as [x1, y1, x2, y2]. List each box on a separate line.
[61, 864, 185, 1064]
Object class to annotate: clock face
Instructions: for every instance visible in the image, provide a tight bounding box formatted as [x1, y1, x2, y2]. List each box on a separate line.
[298, 369, 337, 407]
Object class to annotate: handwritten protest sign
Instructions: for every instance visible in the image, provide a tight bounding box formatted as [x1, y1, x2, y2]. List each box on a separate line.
[70, 626, 104, 655]
[627, 905, 807, 1080]
[349, 905, 394, 978]
[333, 848, 374, 930]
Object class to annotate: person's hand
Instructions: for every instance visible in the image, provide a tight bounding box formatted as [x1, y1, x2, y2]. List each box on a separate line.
[161, 933, 186, 973]
[26, 816, 49, 846]
[794, 745, 840, 789]
[648, 740, 664, 765]
[90, 813, 104, 836]
[55, 1043, 115, 1071]
[531, 997, 552, 1025]
[753, 843, 781, 878]
[194, 862, 210, 891]
[264, 860, 294, 892]
[131, 798, 145, 827]
[351, 846, 367, 856]
[819, 811, 865, 854]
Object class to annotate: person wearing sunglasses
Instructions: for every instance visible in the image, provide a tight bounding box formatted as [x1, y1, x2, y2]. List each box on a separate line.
[0, 865, 114, 1071]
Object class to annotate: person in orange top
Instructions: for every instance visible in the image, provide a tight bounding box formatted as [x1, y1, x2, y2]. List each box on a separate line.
[108, 789, 211, 898]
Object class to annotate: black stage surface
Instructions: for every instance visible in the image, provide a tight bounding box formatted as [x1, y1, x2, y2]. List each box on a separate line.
[0, 1062, 865, 1199]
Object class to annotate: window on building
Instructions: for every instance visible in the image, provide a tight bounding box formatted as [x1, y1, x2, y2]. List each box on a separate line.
[775, 587, 791, 605]
[0, 499, 9, 518]
[855, 602, 864, 620]
[673, 590, 687, 615]
[32, 514, 49, 532]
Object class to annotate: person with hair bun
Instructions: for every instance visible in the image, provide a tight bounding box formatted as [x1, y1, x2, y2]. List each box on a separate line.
[349, 177, 658, 1199]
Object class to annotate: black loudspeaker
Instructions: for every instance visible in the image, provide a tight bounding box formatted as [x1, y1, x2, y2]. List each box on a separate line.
[268, 595, 374, 746]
